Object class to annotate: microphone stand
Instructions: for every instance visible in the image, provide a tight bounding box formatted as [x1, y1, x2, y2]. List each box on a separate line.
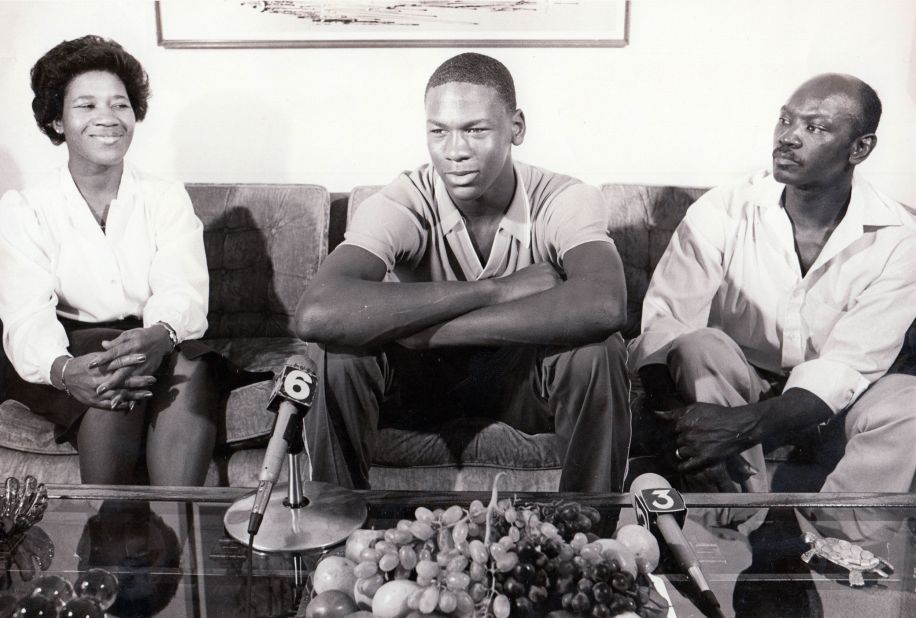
[224, 413, 367, 553]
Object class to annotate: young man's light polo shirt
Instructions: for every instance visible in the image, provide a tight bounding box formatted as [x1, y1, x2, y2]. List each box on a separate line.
[342, 161, 614, 284]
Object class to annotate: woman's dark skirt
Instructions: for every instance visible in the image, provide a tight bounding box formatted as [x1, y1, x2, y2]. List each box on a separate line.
[3, 317, 220, 447]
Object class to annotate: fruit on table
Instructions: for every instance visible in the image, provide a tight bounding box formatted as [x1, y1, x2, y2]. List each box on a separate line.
[592, 538, 639, 579]
[313, 556, 358, 595]
[306, 590, 359, 618]
[371, 579, 421, 618]
[325, 476, 668, 617]
[346, 529, 386, 563]
[614, 524, 661, 574]
[353, 579, 373, 610]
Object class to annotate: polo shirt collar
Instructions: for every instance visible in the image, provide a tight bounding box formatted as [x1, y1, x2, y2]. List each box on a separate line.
[433, 163, 532, 247]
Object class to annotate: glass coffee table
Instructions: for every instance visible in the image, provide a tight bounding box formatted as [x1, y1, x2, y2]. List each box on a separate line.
[1, 486, 913, 617]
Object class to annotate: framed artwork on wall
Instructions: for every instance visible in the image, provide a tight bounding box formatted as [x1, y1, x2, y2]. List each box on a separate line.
[155, 0, 629, 48]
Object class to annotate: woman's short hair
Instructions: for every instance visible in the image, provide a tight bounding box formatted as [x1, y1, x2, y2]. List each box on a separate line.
[30, 35, 150, 145]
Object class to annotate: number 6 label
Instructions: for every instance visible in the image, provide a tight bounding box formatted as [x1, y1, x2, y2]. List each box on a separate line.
[282, 368, 314, 402]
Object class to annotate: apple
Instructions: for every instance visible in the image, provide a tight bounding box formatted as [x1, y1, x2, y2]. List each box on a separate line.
[371, 580, 421, 618]
[593, 538, 639, 578]
[306, 590, 358, 618]
[313, 556, 358, 596]
[614, 524, 661, 573]
[346, 529, 385, 563]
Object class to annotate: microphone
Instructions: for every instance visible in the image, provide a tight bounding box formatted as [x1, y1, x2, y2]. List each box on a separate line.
[248, 354, 317, 535]
[629, 473, 725, 618]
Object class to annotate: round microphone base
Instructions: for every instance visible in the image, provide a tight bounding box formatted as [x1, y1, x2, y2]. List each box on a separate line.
[224, 481, 367, 552]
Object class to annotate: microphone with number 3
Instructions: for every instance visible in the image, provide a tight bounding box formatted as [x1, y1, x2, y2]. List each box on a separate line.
[248, 354, 317, 535]
[629, 472, 725, 618]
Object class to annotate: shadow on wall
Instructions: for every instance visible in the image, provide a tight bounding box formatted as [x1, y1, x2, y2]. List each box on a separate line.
[0, 146, 23, 194]
[170, 90, 291, 183]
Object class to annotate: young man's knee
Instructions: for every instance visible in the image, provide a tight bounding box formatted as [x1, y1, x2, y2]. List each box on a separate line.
[565, 333, 627, 375]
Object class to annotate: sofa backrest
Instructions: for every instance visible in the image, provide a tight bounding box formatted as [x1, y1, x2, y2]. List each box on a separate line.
[187, 184, 330, 338]
[346, 183, 709, 339]
[600, 184, 708, 337]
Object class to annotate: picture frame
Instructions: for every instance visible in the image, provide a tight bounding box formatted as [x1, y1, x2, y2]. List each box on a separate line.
[155, 0, 629, 49]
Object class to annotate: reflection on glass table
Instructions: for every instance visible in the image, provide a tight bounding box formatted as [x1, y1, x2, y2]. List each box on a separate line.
[0, 487, 911, 617]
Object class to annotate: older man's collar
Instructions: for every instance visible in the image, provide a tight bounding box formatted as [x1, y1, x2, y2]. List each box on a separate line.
[750, 169, 904, 227]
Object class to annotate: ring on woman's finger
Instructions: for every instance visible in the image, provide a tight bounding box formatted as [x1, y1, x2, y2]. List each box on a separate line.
[675, 447, 685, 460]
[128, 401, 135, 411]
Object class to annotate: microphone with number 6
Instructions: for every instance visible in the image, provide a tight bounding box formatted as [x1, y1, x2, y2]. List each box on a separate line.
[248, 355, 317, 536]
[629, 472, 725, 618]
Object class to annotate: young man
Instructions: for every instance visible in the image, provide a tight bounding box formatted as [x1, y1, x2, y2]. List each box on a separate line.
[296, 53, 630, 492]
[629, 73, 916, 541]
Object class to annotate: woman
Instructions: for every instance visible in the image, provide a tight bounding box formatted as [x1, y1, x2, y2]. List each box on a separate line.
[0, 35, 217, 486]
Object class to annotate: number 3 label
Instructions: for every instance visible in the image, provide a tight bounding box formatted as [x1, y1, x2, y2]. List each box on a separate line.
[639, 487, 685, 513]
[650, 489, 674, 510]
[283, 368, 313, 401]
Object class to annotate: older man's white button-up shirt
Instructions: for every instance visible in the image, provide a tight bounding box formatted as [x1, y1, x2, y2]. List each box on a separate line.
[629, 170, 916, 413]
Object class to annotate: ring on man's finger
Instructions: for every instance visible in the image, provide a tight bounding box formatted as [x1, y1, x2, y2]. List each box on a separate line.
[675, 447, 684, 460]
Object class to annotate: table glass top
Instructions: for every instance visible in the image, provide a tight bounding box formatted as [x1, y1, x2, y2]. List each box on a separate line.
[1, 487, 914, 617]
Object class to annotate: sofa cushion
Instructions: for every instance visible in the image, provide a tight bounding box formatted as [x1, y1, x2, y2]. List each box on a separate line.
[226, 435, 563, 491]
[0, 399, 75, 455]
[204, 336, 311, 445]
[375, 418, 562, 468]
[0, 445, 81, 484]
[188, 184, 330, 339]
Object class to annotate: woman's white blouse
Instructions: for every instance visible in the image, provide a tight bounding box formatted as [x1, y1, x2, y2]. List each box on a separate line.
[0, 164, 209, 385]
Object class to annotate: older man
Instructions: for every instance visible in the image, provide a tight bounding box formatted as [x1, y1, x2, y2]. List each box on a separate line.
[630, 73, 916, 541]
[296, 53, 630, 492]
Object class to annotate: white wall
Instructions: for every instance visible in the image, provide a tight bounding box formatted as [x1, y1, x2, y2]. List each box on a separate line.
[1, 0, 914, 204]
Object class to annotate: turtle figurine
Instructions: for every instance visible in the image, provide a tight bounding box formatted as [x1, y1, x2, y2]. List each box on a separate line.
[800, 532, 894, 586]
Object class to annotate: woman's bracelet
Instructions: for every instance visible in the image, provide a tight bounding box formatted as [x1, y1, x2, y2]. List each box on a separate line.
[60, 356, 74, 398]
[156, 321, 179, 351]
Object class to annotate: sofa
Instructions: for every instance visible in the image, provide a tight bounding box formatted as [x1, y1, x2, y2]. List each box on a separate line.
[0, 180, 711, 491]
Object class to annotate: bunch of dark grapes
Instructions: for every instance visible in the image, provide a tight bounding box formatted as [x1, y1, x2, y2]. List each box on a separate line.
[552, 552, 641, 617]
[534, 500, 603, 543]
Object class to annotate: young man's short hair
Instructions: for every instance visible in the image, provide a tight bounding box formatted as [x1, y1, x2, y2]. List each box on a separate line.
[425, 52, 516, 111]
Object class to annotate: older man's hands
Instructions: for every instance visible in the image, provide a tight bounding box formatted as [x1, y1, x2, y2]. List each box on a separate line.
[655, 402, 763, 473]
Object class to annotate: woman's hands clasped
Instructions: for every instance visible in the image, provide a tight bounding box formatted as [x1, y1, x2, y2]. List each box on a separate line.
[59, 325, 174, 410]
